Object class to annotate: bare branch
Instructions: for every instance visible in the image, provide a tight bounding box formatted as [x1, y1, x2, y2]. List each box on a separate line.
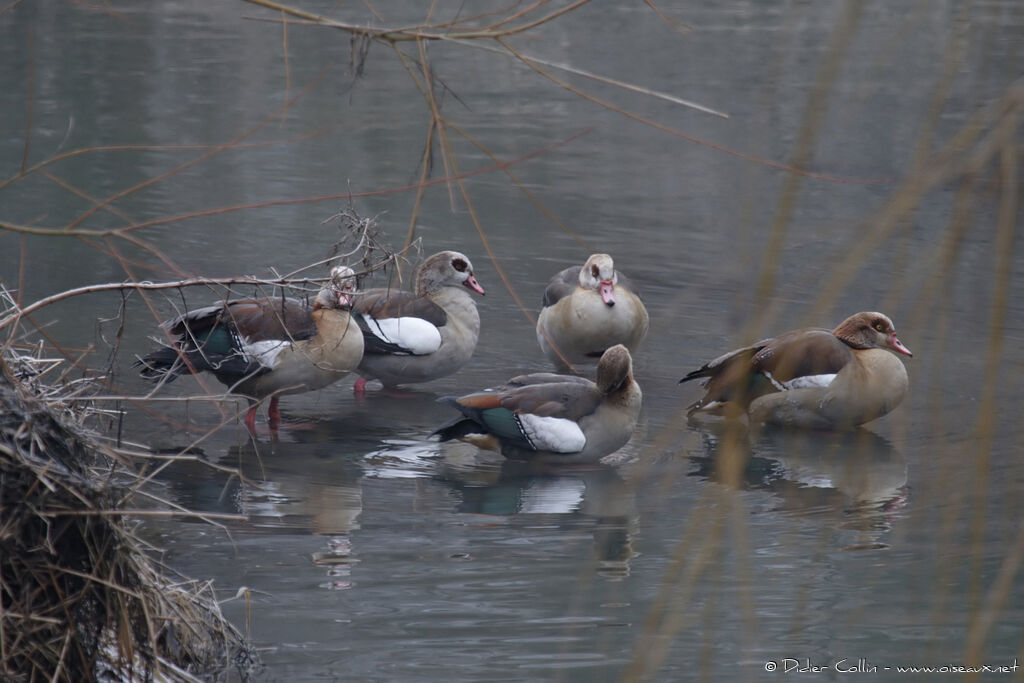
[0, 276, 344, 332]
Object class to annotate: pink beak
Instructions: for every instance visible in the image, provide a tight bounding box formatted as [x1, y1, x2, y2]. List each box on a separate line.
[889, 333, 913, 357]
[598, 281, 615, 306]
[464, 274, 485, 295]
[337, 292, 352, 308]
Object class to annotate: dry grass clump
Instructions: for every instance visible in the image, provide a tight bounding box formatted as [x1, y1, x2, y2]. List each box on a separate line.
[0, 351, 258, 682]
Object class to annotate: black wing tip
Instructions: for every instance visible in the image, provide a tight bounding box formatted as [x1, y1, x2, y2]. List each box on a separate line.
[431, 416, 483, 442]
[679, 369, 706, 384]
[134, 348, 185, 383]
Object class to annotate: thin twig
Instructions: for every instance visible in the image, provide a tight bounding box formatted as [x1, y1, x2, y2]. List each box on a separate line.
[0, 275, 356, 332]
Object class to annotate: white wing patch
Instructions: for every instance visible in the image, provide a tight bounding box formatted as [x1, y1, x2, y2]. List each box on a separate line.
[783, 374, 836, 389]
[362, 315, 442, 355]
[764, 371, 836, 391]
[244, 339, 289, 369]
[517, 414, 586, 453]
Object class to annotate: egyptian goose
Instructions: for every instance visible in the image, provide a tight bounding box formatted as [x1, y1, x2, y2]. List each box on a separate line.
[137, 266, 364, 430]
[680, 311, 912, 429]
[536, 254, 649, 372]
[432, 345, 642, 463]
[351, 250, 485, 390]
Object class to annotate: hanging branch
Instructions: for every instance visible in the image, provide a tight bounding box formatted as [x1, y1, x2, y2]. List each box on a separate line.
[239, 0, 727, 119]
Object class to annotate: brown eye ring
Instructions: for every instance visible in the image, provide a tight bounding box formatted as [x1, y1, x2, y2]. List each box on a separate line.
[452, 258, 468, 273]
[591, 265, 600, 278]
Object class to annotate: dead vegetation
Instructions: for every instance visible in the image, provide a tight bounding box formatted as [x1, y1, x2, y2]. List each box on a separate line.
[0, 343, 260, 681]
[0, 209, 397, 681]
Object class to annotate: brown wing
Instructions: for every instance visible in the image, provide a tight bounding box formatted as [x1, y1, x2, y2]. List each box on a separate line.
[750, 329, 853, 382]
[351, 288, 448, 327]
[683, 327, 852, 413]
[680, 340, 769, 384]
[541, 266, 580, 308]
[498, 380, 602, 420]
[505, 372, 593, 388]
[167, 297, 315, 342]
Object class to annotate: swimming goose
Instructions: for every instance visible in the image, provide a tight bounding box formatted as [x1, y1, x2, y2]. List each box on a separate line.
[351, 250, 485, 390]
[137, 266, 363, 430]
[536, 254, 649, 372]
[432, 345, 642, 463]
[680, 311, 912, 429]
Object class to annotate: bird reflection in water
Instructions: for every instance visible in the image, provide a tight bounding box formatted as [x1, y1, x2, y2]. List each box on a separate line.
[436, 454, 639, 580]
[228, 439, 365, 590]
[688, 423, 908, 551]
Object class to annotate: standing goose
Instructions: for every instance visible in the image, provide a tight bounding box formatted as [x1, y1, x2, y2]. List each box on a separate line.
[680, 311, 913, 429]
[351, 250, 485, 390]
[137, 266, 363, 430]
[536, 253, 649, 372]
[432, 345, 642, 464]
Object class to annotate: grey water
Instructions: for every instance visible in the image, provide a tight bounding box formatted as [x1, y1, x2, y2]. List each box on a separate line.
[2, 1, 1022, 680]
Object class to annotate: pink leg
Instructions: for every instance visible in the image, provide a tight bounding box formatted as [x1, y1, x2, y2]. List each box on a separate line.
[267, 397, 281, 429]
[244, 404, 259, 432]
[353, 377, 367, 394]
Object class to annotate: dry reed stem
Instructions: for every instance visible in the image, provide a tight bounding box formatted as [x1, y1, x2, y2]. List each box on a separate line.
[621, 18, 1021, 683]
[746, 0, 865, 337]
[0, 347, 259, 680]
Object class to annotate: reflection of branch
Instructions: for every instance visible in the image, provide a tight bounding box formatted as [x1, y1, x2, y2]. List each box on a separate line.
[63, 66, 332, 232]
[0, 128, 593, 237]
[0, 126, 335, 192]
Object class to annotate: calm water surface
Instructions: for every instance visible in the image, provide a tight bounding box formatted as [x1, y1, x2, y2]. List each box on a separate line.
[2, 1, 1022, 680]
